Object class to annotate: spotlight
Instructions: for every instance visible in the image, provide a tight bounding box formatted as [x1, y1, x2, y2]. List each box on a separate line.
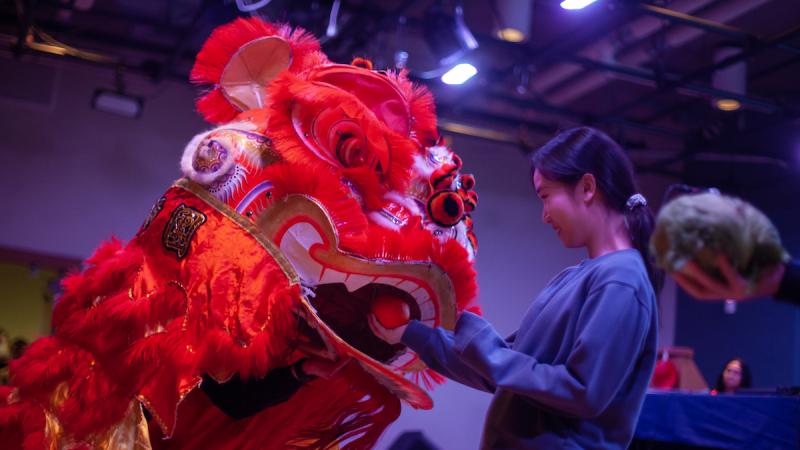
[91, 69, 143, 118]
[91, 89, 143, 119]
[560, 0, 599, 10]
[235, 0, 272, 13]
[713, 99, 741, 112]
[494, 0, 532, 43]
[326, 0, 341, 38]
[441, 63, 477, 85]
[497, 28, 525, 42]
[394, 50, 409, 70]
[711, 45, 746, 112]
[424, 3, 478, 66]
[514, 65, 533, 94]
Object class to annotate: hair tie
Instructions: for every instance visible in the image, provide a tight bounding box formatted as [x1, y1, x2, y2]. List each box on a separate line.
[626, 193, 647, 210]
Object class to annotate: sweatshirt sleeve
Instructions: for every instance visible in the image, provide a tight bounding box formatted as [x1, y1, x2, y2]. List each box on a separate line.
[401, 320, 497, 393]
[452, 281, 651, 418]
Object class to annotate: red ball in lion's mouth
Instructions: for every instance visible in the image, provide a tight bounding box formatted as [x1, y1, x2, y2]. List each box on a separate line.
[371, 294, 412, 329]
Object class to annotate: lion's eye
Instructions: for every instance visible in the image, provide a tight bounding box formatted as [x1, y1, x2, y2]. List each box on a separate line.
[328, 120, 369, 168]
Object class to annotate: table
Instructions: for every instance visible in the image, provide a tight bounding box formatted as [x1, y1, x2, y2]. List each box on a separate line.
[634, 390, 800, 449]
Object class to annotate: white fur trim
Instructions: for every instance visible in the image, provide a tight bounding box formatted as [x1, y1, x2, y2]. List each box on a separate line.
[412, 153, 435, 179]
[180, 121, 255, 185]
[384, 191, 422, 216]
[453, 221, 475, 261]
[368, 211, 402, 231]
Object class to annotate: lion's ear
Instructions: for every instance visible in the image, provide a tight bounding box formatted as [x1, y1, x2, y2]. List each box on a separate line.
[218, 36, 292, 112]
[191, 18, 326, 124]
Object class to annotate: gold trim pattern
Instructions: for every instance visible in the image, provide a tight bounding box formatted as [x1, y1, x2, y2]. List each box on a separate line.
[173, 178, 299, 284]
[161, 204, 207, 260]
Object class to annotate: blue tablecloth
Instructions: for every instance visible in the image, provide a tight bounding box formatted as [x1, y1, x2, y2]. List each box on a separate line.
[635, 390, 800, 449]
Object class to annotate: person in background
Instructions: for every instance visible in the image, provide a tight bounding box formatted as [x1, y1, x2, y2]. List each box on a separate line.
[0, 330, 9, 385]
[10, 338, 28, 361]
[712, 357, 752, 394]
[370, 127, 661, 450]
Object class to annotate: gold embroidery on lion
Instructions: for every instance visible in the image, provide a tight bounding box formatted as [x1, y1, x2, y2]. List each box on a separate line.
[162, 204, 206, 259]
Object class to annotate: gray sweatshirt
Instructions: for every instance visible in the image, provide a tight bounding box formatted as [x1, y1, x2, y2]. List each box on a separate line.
[402, 249, 658, 449]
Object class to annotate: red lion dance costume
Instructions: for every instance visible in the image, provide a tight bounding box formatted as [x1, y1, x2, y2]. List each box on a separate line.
[0, 18, 479, 449]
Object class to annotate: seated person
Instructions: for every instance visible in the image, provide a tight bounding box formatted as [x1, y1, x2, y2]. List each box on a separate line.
[712, 357, 752, 394]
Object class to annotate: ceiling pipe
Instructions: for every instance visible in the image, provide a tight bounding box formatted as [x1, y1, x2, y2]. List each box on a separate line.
[566, 55, 779, 113]
[436, 118, 683, 178]
[637, 3, 754, 41]
[545, 0, 770, 106]
[528, 0, 718, 97]
[609, 23, 800, 117]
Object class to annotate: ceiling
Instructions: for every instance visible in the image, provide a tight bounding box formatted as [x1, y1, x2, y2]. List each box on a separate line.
[2, 0, 800, 187]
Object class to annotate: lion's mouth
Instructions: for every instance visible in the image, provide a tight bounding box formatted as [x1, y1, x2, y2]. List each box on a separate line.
[257, 195, 455, 363]
[256, 194, 457, 407]
[274, 215, 448, 370]
[308, 282, 419, 365]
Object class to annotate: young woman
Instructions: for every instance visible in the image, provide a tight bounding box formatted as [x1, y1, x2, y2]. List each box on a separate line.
[713, 357, 752, 394]
[370, 127, 662, 449]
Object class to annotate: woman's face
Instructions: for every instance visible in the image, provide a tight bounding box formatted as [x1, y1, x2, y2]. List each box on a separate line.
[723, 360, 744, 391]
[533, 169, 586, 248]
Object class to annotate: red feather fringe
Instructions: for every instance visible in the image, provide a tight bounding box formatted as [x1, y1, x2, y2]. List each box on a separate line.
[432, 239, 479, 311]
[262, 163, 370, 250]
[385, 70, 439, 146]
[411, 368, 447, 391]
[290, 365, 402, 449]
[3, 219, 307, 441]
[265, 73, 417, 208]
[0, 386, 47, 450]
[347, 225, 478, 311]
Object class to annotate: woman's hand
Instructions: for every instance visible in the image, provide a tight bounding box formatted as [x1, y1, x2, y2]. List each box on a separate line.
[368, 313, 408, 345]
[672, 254, 785, 301]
